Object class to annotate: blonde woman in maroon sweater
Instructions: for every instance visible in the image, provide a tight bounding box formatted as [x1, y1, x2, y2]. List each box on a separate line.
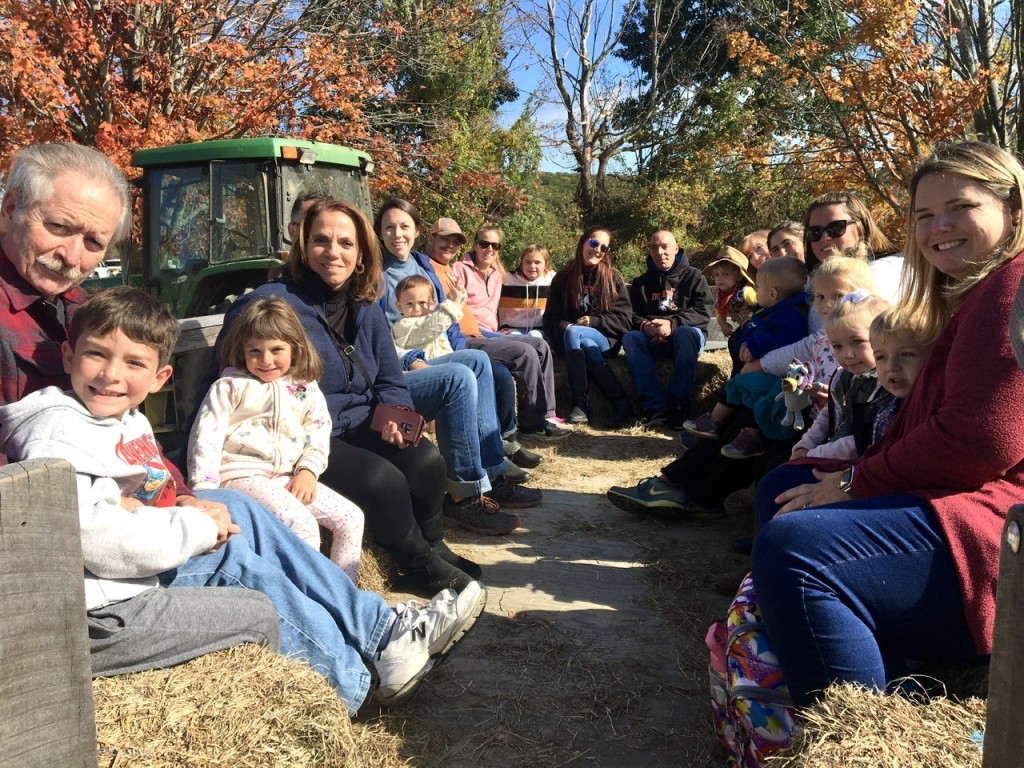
[752, 141, 1024, 707]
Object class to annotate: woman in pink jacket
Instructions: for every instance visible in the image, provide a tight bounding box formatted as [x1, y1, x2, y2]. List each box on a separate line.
[752, 140, 1024, 707]
[452, 225, 566, 440]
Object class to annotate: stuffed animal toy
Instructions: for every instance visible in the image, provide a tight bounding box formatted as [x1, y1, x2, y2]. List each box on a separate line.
[775, 358, 814, 430]
[726, 285, 758, 330]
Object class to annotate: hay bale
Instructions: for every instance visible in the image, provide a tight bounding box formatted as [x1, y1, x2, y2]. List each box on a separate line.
[357, 538, 395, 595]
[771, 683, 985, 767]
[93, 644, 404, 768]
[552, 348, 732, 422]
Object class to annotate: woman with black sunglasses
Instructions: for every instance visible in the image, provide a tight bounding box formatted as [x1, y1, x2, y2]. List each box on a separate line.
[450, 225, 570, 441]
[606, 192, 904, 594]
[804, 192, 904, 303]
[543, 225, 634, 428]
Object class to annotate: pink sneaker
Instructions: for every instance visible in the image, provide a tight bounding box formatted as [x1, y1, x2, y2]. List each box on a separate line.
[720, 428, 766, 459]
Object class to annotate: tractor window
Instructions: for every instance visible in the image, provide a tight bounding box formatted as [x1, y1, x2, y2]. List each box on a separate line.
[280, 164, 372, 246]
[210, 162, 270, 264]
[151, 166, 209, 273]
[148, 162, 269, 273]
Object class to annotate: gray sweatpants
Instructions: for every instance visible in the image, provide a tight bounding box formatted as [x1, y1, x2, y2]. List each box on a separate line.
[88, 586, 280, 677]
[466, 334, 557, 430]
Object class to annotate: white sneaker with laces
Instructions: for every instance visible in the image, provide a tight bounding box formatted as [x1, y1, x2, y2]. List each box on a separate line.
[373, 581, 486, 706]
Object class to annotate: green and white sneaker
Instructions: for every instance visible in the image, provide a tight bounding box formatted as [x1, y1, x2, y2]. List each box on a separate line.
[606, 476, 722, 520]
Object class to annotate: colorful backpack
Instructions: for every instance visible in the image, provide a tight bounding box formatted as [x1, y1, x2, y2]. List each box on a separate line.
[707, 573, 797, 767]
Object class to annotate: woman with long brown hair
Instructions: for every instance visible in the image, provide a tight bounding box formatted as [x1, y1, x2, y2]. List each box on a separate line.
[543, 225, 634, 428]
[200, 199, 490, 594]
[754, 141, 1024, 708]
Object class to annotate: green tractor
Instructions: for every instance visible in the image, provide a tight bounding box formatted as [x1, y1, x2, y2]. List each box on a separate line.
[86, 137, 374, 318]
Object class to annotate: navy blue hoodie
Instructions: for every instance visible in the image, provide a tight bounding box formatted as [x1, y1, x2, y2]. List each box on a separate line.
[628, 250, 711, 333]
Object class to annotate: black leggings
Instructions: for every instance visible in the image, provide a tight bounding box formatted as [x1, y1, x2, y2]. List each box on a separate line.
[318, 420, 447, 549]
[662, 408, 795, 508]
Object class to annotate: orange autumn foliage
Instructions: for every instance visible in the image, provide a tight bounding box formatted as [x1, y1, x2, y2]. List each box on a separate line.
[726, 0, 996, 231]
[0, 0, 404, 192]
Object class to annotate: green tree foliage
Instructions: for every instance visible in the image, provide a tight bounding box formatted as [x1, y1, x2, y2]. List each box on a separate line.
[352, 0, 538, 228]
[303, 0, 536, 220]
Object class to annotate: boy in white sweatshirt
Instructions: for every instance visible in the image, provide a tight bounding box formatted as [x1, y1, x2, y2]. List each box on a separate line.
[0, 286, 280, 677]
[0, 286, 485, 709]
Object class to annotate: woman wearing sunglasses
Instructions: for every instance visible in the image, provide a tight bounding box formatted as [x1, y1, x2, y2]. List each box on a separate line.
[804, 192, 905, 303]
[451, 225, 569, 441]
[543, 225, 634, 428]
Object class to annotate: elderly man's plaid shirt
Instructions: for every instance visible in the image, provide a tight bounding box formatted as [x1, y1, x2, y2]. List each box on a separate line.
[0, 251, 86, 409]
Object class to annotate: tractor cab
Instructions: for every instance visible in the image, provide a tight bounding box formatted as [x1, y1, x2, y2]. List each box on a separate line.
[130, 137, 373, 318]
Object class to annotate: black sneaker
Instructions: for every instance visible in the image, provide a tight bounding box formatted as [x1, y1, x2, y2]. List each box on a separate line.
[485, 477, 543, 509]
[509, 446, 544, 468]
[677, 430, 702, 452]
[639, 410, 667, 428]
[523, 422, 572, 441]
[443, 494, 521, 535]
[664, 405, 689, 431]
[566, 406, 589, 424]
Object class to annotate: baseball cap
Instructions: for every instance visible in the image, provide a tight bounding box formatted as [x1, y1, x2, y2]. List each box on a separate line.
[429, 217, 467, 245]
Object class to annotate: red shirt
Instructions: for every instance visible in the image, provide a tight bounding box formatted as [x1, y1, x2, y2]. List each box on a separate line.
[0, 252, 87, 408]
[854, 253, 1024, 654]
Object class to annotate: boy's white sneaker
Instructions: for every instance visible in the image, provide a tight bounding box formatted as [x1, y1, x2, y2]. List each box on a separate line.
[372, 581, 486, 706]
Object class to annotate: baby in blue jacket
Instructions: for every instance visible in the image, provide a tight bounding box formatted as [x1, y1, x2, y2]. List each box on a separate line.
[683, 257, 809, 459]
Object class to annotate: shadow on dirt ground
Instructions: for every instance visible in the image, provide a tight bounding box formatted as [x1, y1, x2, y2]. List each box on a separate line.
[357, 424, 754, 767]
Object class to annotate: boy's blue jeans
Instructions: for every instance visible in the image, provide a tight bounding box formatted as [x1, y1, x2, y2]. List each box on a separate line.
[621, 326, 704, 412]
[751, 464, 981, 708]
[164, 489, 393, 714]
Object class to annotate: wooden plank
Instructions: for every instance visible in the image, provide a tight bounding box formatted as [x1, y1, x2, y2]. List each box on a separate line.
[0, 459, 97, 768]
[175, 313, 224, 355]
[983, 503, 1024, 768]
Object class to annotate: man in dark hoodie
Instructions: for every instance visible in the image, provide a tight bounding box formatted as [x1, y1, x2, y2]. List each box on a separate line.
[623, 230, 712, 429]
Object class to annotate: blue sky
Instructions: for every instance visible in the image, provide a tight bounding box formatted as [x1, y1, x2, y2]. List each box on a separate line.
[499, 1, 633, 174]
[501, 47, 573, 173]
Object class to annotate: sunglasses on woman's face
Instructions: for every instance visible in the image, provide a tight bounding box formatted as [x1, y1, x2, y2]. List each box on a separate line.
[587, 238, 610, 253]
[476, 240, 502, 251]
[807, 219, 856, 242]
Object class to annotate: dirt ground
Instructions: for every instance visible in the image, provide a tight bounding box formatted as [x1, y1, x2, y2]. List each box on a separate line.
[358, 421, 755, 767]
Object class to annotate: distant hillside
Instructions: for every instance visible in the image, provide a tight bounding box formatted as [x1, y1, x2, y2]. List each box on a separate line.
[536, 171, 576, 210]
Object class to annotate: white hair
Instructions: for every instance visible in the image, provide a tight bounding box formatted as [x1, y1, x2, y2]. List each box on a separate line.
[4, 143, 131, 244]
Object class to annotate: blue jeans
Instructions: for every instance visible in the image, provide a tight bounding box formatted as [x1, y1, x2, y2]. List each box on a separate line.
[164, 489, 393, 714]
[621, 326, 705, 412]
[751, 482, 980, 708]
[405, 350, 506, 496]
[563, 325, 612, 366]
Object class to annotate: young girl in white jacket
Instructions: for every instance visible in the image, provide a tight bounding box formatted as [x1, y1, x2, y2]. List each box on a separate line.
[188, 297, 364, 581]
